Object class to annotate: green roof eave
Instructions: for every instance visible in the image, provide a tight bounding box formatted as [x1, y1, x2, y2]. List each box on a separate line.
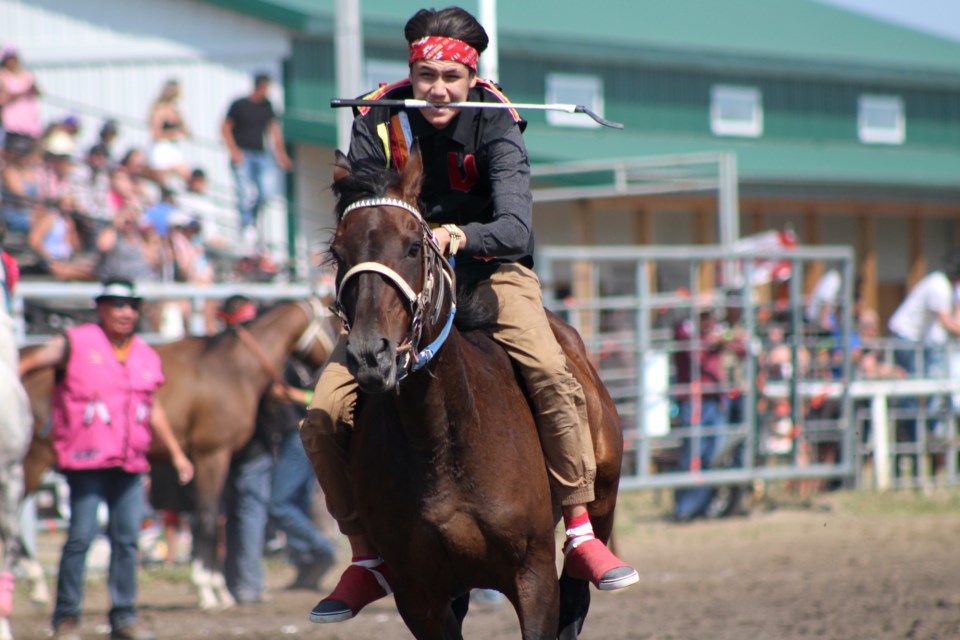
[196, 0, 312, 31]
[283, 110, 338, 146]
[505, 35, 960, 89]
[523, 127, 960, 192]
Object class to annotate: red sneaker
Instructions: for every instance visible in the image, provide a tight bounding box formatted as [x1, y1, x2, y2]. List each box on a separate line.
[309, 560, 392, 623]
[563, 538, 639, 591]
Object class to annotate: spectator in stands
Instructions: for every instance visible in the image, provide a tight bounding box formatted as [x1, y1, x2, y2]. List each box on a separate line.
[60, 114, 82, 152]
[671, 309, 746, 522]
[144, 188, 178, 240]
[107, 166, 136, 217]
[98, 119, 119, 165]
[221, 72, 292, 249]
[95, 204, 161, 284]
[117, 148, 158, 209]
[27, 196, 96, 281]
[161, 210, 215, 335]
[70, 144, 113, 245]
[1, 136, 43, 234]
[177, 168, 230, 250]
[147, 79, 190, 186]
[0, 46, 42, 148]
[40, 129, 78, 211]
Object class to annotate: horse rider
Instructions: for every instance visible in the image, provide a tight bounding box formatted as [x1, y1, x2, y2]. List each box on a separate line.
[18, 279, 193, 640]
[300, 5, 639, 624]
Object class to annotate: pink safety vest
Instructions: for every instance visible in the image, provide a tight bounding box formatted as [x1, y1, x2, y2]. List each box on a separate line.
[51, 324, 164, 473]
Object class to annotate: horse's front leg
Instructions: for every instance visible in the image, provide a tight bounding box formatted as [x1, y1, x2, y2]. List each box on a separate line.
[394, 588, 464, 640]
[189, 450, 233, 610]
[505, 550, 560, 640]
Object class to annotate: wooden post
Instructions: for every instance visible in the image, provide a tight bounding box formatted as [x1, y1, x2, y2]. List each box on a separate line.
[857, 211, 877, 314]
[694, 207, 716, 293]
[572, 200, 596, 338]
[805, 208, 824, 296]
[745, 205, 770, 305]
[633, 204, 656, 295]
[907, 211, 926, 289]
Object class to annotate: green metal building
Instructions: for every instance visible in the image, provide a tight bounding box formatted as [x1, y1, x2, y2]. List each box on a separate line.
[203, 0, 960, 319]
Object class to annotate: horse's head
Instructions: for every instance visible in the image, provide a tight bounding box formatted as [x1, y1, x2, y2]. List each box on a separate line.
[329, 148, 454, 393]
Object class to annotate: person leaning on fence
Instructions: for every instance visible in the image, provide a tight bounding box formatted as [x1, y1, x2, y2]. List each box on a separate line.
[18, 279, 194, 640]
[887, 249, 960, 439]
[299, 5, 638, 624]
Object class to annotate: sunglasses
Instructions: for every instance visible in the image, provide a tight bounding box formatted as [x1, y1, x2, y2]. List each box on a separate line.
[104, 298, 142, 311]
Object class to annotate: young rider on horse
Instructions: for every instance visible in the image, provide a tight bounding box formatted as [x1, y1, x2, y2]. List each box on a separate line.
[301, 6, 640, 624]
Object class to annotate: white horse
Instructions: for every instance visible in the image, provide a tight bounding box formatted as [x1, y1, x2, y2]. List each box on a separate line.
[0, 268, 35, 640]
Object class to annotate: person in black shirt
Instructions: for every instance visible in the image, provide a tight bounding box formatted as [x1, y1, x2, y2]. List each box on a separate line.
[219, 296, 272, 605]
[301, 6, 638, 625]
[221, 73, 292, 249]
[265, 358, 337, 591]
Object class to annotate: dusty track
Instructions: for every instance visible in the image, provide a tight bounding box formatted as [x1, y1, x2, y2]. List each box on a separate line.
[6, 489, 960, 639]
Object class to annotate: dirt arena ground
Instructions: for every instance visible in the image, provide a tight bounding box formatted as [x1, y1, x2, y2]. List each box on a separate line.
[6, 487, 960, 640]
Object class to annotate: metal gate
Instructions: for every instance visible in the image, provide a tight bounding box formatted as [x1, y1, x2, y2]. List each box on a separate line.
[535, 243, 960, 492]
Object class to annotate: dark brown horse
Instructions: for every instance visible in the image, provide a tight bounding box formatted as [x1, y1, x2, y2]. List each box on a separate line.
[19, 299, 334, 609]
[326, 149, 625, 639]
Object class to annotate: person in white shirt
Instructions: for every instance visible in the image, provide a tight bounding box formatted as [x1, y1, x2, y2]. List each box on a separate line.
[887, 250, 960, 439]
[805, 268, 842, 334]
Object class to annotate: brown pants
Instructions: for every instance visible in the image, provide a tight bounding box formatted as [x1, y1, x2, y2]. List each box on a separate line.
[300, 263, 596, 535]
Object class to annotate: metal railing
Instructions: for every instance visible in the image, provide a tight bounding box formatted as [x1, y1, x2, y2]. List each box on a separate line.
[537, 244, 959, 492]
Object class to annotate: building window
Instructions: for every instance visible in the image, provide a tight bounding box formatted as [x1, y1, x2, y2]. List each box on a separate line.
[365, 60, 409, 88]
[710, 85, 763, 137]
[858, 95, 905, 144]
[545, 73, 603, 129]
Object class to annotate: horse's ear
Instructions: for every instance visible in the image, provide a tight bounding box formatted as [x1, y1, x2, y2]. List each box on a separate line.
[333, 150, 352, 183]
[399, 142, 423, 203]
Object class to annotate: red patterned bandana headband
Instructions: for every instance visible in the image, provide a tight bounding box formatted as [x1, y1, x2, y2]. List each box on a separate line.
[408, 36, 479, 71]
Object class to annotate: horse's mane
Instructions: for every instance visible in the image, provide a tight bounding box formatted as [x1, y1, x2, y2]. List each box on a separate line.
[199, 300, 294, 353]
[332, 168, 405, 222]
[454, 282, 496, 332]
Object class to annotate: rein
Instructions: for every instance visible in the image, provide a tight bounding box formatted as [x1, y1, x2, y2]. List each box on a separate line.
[333, 197, 457, 381]
[234, 298, 334, 394]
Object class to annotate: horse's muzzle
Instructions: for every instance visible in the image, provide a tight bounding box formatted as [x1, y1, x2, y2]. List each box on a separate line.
[345, 334, 398, 393]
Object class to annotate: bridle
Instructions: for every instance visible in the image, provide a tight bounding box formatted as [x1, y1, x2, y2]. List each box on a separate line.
[294, 296, 335, 358]
[331, 197, 456, 381]
[234, 296, 334, 387]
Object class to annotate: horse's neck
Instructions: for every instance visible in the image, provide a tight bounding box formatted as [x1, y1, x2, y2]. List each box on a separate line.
[242, 305, 305, 380]
[394, 331, 474, 454]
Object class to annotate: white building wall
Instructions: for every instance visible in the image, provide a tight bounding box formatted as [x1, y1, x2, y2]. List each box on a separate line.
[0, 0, 293, 259]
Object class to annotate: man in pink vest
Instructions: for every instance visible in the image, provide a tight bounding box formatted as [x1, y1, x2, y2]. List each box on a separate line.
[19, 279, 193, 640]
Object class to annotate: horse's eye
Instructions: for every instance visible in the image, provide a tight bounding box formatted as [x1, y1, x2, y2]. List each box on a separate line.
[407, 241, 423, 258]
